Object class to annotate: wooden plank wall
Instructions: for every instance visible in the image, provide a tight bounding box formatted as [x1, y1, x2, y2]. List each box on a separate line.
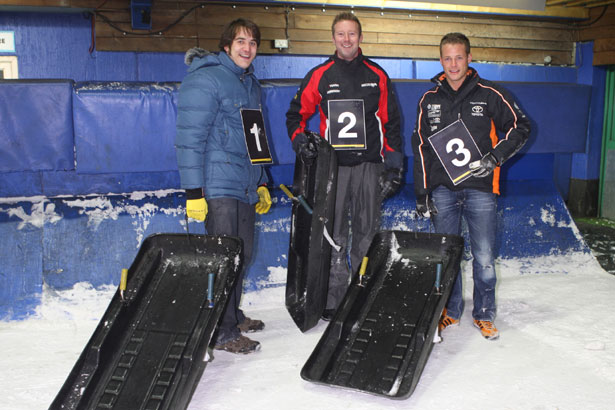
[577, 5, 615, 66]
[88, 1, 576, 66]
[12, 0, 615, 65]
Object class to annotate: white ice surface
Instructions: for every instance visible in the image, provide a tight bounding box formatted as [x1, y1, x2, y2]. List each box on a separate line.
[1, 252, 614, 410]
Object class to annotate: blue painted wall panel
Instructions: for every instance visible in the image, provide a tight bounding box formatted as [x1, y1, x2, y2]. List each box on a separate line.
[0, 204, 43, 320]
[0, 12, 92, 80]
[91, 51, 138, 81]
[136, 52, 186, 82]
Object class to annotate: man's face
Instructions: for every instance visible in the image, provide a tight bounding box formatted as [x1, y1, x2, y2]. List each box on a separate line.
[332, 19, 362, 62]
[224, 27, 258, 69]
[440, 43, 472, 91]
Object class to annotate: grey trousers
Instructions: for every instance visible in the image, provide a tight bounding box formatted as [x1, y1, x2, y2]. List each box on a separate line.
[206, 197, 255, 344]
[327, 162, 383, 309]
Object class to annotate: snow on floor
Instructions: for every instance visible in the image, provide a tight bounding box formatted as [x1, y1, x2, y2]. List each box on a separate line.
[1, 252, 614, 410]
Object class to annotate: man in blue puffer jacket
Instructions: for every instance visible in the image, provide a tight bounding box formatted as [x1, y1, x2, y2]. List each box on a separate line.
[175, 19, 271, 354]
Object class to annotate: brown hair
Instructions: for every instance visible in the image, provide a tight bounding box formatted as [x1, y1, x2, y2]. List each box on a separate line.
[331, 12, 362, 37]
[218, 18, 261, 51]
[440, 32, 470, 56]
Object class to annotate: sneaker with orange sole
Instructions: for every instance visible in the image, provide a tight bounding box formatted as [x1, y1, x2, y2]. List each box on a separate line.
[473, 319, 499, 340]
[438, 308, 460, 332]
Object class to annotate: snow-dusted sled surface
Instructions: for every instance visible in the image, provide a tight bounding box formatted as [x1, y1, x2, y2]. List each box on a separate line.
[301, 230, 463, 399]
[49, 233, 242, 410]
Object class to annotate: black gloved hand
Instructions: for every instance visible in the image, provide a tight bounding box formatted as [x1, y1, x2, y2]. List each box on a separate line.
[379, 168, 403, 199]
[416, 194, 438, 218]
[291, 132, 318, 161]
[469, 152, 498, 178]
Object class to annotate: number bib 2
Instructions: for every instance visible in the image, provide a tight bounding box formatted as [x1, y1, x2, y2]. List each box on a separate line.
[428, 119, 483, 185]
[327, 99, 367, 150]
[240, 108, 273, 164]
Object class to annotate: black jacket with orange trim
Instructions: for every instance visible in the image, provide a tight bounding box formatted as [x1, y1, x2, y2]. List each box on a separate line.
[411, 67, 530, 197]
[286, 51, 402, 167]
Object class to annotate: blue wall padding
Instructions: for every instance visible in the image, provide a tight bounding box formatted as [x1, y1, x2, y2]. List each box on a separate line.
[0, 182, 588, 320]
[73, 82, 180, 173]
[0, 80, 74, 172]
[0, 80, 592, 197]
[503, 82, 591, 154]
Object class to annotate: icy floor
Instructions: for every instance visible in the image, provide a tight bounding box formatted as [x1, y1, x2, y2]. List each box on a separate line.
[1, 252, 614, 410]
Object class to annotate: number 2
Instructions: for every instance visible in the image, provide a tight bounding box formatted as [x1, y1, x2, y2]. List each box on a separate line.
[338, 112, 357, 139]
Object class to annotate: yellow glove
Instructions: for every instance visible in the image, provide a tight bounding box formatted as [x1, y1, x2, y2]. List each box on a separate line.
[186, 198, 207, 221]
[255, 186, 272, 214]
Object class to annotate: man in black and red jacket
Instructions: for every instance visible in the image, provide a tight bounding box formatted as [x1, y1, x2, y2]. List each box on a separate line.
[286, 12, 403, 320]
[412, 32, 530, 340]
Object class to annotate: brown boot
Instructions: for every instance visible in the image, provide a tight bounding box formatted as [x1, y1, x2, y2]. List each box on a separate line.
[237, 316, 265, 333]
[214, 335, 261, 354]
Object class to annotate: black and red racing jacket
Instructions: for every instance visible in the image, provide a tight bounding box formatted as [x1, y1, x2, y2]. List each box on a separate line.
[286, 50, 402, 167]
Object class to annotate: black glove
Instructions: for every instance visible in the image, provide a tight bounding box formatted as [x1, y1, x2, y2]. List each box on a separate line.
[379, 168, 403, 199]
[469, 152, 498, 178]
[416, 194, 438, 218]
[291, 132, 318, 161]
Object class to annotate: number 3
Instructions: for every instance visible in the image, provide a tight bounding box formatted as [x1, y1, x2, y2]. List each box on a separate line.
[446, 138, 471, 167]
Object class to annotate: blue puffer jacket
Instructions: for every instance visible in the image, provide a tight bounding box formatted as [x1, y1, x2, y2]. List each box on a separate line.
[175, 49, 268, 205]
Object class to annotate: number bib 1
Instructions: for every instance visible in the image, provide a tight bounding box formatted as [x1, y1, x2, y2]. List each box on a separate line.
[428, 119, 483, 185]
[327, 99, 367, 150]
[240, 108, 273, 164]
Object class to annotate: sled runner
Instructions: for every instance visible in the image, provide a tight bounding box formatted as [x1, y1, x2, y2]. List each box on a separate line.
[285, 132, 338, 332]
[49, 233, 242, 410]
[301, 230, 463, 399]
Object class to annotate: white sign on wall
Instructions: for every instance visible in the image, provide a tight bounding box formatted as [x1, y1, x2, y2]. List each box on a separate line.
[0, 31, 16, 53]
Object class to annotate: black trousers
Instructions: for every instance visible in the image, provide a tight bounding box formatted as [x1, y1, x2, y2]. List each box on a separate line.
[206, 197, 255, 343]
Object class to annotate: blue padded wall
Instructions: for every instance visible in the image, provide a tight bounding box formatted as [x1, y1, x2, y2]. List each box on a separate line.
[0, 80, 74, 172]
[0, 79, 593, 197]
[73, 82, 179, 173]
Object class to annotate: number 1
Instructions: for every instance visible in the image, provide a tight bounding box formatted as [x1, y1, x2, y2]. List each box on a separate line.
[250, 123, 262, 151]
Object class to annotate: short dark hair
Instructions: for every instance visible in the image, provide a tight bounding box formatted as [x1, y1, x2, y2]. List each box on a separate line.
[331, 12, 362, 37]
[218, 18, 261, 51]
[440, 32, 470, 56]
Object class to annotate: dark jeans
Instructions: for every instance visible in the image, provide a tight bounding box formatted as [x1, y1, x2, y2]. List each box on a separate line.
[431, 186, 498, 321]
[206, 197, 255, 343]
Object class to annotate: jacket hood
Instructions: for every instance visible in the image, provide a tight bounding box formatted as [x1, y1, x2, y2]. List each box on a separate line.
[184, 47, 211, 65]
[184, 48, 255, 77]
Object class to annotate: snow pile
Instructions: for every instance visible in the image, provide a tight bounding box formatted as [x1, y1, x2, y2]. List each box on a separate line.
[1, 252, 613, 410]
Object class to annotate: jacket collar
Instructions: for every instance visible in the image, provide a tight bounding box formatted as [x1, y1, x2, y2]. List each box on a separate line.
[332, 47, 365, 66]
[432, 67, 479, 97]
[218, 51, 255, 78]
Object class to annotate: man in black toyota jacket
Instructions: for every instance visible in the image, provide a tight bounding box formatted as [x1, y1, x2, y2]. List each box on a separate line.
[286, 12, 403, 320]
[412, 32, 530, 340]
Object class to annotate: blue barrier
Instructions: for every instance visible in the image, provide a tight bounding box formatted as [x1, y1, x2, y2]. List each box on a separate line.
[0, 80, 74, 173]
[0, 80, 593, 320]
[0, 80, 591, 197]
[0, 182, 588, 320]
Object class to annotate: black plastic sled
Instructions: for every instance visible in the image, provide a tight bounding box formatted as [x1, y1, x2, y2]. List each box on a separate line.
[49, 233, 243, 410]
[301, 230, 464, 399]
[286, 132, 338, 332]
